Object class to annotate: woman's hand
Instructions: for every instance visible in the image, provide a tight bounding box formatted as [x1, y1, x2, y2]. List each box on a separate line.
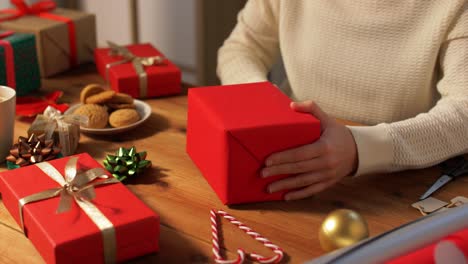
[262, 101, 358, 200]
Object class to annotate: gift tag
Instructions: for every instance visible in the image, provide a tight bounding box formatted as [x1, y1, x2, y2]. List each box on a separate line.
[412, 197, 448, 215]
[450, 196, 468, 207]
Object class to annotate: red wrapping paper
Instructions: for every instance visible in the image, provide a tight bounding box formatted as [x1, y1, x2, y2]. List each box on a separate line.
[387, 229, 468, 264]
[186, 82, 321, 204]
[0, 31, 15, 87]
[0, 153, 159, 264]
[94, 43, 181, 98]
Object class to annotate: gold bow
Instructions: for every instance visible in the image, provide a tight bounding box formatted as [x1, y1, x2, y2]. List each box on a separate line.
[106, 41, 165, 98]
[18, 157, 120, 264]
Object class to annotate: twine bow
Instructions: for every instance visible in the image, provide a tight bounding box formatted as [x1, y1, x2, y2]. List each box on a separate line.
[18, 157, 120, 263]
[106, 41, 166, 98]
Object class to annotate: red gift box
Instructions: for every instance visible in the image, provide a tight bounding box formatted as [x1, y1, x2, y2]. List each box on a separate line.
[186, 82, 321, 204]
[0, 153, 159, 264]
[94, 43, 181, 99]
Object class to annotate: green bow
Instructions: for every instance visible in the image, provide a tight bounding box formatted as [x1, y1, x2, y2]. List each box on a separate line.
[103, 147, 152, 181]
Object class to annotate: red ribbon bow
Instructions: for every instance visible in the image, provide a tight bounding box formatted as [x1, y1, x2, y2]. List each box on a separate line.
[0, 0, 56, 21]
[16, 90, 69, 117]
[0, 30, 16, 88]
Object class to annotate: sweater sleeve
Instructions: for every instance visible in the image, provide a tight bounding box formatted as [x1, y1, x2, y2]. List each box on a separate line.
[348, 4, 468, 176]
[217, 0, 280, 85]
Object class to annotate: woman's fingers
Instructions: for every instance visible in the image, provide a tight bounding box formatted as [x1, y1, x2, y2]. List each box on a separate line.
[262, 157, 327, 177]
[291, 101, 330, 127]
[284, 179, 337, 201]
[267, 171, 330, 193]
[259, 101, 357, 201]
[265, 141, 325, 167]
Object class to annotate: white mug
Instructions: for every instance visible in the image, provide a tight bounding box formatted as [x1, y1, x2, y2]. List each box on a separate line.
[0, 86, 16, 163]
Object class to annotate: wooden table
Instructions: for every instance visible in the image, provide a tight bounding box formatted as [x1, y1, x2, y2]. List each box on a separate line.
[0, 65, 467, 264]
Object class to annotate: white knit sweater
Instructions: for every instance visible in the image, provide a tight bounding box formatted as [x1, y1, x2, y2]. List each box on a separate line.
[217, 0, 468, 176]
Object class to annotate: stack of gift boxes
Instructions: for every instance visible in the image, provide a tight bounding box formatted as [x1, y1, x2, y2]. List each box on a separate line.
[0, 0, 183, 263]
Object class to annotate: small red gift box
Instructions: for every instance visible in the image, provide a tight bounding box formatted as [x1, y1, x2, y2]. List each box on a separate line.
[94, 42, 181, 99]
[186, 82, 321, 205]
[0, 153, 159, 264]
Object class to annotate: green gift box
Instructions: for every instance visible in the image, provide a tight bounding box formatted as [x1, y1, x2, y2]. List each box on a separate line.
[0, 31, 41, 96]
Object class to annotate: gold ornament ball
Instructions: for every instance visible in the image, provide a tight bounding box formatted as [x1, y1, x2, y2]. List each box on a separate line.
[319, 209, 369, 252]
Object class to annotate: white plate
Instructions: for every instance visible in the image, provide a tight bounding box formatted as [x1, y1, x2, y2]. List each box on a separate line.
[65, 99, 151, 135]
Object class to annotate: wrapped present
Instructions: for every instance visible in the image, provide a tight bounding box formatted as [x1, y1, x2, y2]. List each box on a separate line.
[0, 30, 40, 96]
[0, 0, 96, 77]
[28, 106, 87, 156]
[186, 82, 321, 204]
[387, 229, 468, 263]
[94, 41, 181, 98]
[0, 153, 160, 264]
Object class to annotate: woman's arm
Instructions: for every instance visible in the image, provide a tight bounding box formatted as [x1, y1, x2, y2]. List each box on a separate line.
[262, 4, 468, 199]
[350, 11, 468, 175]
[217, 0, 280, 84]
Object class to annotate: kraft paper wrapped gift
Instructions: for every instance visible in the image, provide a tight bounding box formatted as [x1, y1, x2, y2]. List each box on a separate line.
[94, 42, 182, 99]
[0, 153, 160, 264]
[0, 3, 96, 77]
[186, 82, 321, 205]
[0, 31, 40, 95]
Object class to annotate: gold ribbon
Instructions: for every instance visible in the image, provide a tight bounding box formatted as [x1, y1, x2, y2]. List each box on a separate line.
[18, 157, 120, 264]
[106, 41, 165, 98]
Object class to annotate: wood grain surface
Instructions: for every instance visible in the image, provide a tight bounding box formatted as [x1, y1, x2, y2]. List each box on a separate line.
[0, 65, 467, 263]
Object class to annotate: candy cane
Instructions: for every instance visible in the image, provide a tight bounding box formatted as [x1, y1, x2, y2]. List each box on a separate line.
[210, 209, 284, 264]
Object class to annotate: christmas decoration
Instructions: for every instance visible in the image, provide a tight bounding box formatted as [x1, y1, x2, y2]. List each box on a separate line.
[5, 133, 61, 169]
[28, 106, 88, 156]
[95, 41, 181, 98]
[16, 90, 69, 117]
[103, 146, 151, 181]
[0, 153, 160, 263]
[210, 209, 284, 264]
[319, 209, 369, 252]
[187, 82, 320, 204]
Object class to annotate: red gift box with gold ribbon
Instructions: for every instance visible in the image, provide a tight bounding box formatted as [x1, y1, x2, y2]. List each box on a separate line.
[94, 42, 182, 99]
[0, 153, 159, 264]
[0, 0, 96, 77]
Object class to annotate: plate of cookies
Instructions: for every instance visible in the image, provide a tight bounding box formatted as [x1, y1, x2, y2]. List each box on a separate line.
[65, 84, 151, 135]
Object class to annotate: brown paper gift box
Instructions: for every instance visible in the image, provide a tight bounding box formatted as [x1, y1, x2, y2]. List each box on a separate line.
[0, 8, 96, 77]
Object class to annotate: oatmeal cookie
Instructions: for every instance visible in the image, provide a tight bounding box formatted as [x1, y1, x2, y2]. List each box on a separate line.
[73, 104, 109, 129]
[107, 103, 136, 110]
[109, 109, 140, 128]
[109, 93, 134, 104]
[85, 90, 116, 104]
[80, 84, 105, 103]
